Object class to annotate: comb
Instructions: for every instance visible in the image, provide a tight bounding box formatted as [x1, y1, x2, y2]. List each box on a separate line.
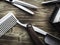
[0, 12, 17, 37]
[0, 12, 28, 37]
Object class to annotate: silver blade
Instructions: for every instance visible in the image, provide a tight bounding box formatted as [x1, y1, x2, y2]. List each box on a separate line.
[13, 0, 38, 9]
[45, 34, 60, 45]
[32, 26, 47, 35]
[6, 0, 38, 9]
[13, 3, 34, 15]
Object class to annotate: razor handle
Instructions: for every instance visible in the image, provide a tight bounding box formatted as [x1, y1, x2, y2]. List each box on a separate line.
[26, 24, 44, 45]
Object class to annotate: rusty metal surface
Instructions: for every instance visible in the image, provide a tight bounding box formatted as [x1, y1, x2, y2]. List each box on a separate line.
[0, 0, 60, 45]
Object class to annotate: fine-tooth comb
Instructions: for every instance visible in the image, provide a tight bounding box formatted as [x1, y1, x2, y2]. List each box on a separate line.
[0, 12, 17, 37]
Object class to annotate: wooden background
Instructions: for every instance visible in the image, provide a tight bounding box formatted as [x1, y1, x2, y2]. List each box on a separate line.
[0, 0, 60, 45]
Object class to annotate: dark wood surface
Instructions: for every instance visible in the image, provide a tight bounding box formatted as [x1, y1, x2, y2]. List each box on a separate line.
[0, 0, 60, 45]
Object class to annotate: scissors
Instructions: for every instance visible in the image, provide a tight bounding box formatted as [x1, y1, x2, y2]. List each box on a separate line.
[5, 0, 38, 15]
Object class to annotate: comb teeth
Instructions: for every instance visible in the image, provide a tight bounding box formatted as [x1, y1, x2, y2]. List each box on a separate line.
[0, 12, 17, 37]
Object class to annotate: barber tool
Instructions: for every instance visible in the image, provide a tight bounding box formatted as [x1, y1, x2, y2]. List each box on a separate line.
[27, 24, 60, 45]
[5, 0, 38, 15]
[41, 0, 60, 5]
[26, 24, 44, 45]
[49, 6, 60, 31]
[0, 12, 17, 37]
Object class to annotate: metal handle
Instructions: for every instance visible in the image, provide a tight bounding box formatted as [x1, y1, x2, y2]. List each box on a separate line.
[26, 24, 44, 45]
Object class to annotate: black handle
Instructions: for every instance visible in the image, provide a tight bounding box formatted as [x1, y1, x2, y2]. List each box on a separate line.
[26, 24, 44, 45]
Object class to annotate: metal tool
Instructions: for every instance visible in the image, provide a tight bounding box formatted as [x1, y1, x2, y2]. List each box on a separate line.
[27, 24, 60, 45]
[26, 24, 44, 45]
[49, 6, 60, 31]
[0, 12, 47, 37]
[0, 12, 17, 37]
[5, 0, 38, 15]
[41, 0, 60, 5]
[15, 12, 60, 45]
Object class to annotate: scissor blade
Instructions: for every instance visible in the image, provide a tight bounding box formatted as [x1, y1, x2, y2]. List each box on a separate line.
[13, 0, 38, 9]
[5, 0, 34, 15]
[13, 3, 34, 15]
[6, 0, 38, 9]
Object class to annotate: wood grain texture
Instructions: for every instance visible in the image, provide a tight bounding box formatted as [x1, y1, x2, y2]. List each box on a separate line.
[0, 0, 60, 45]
